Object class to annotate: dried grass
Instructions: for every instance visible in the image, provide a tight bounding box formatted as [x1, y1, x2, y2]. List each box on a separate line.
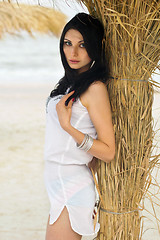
[75, 1, 160, 239]
[0, 2, 66, 38]
[79, 0, 160, 84]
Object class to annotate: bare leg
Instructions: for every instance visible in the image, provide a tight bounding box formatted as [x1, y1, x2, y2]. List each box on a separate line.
[45, 206, 82, 240]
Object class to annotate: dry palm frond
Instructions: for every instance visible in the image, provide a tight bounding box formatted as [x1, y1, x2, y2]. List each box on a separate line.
[0, 2, 66, 38]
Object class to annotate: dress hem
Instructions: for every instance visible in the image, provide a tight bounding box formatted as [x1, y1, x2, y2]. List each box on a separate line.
[49, 205, 100, 237]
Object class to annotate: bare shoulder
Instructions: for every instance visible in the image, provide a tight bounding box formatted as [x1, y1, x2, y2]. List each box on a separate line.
[88, 81, 107, 94]
[80, 81, 109, 109]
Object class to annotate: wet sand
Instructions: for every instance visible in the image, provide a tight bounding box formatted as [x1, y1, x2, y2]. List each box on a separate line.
[0, 83, 159, 240]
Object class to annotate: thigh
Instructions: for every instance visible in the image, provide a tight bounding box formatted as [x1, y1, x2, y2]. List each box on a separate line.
[45, 206, 82, 240]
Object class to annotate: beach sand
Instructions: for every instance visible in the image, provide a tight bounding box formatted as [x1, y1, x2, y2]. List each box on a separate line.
[0, 83, 159, 240]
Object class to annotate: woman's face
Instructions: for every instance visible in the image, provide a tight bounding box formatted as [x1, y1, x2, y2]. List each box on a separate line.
[63, 29, 92, 74]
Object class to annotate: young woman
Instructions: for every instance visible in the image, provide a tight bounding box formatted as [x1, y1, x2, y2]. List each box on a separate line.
[44, 13, 115, 240]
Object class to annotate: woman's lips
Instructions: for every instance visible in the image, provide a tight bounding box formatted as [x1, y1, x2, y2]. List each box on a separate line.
[69, 60, 80, 64]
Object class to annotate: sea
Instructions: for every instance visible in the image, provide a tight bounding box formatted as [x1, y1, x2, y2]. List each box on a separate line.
[0, 31, 64, 86]
[0, 31, 159, 85]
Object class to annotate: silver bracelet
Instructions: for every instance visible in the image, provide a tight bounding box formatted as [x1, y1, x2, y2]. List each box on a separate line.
[76, 134, 94, 152]
[80, 134, 90, 151]
[77, 134, 88, 149]
[83, 135, 93, 152]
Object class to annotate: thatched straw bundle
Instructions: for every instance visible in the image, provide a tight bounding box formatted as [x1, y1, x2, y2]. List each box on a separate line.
[75, 0, 160, 239]
[0, 2, 66, 38]
[80, 0, 160, 83]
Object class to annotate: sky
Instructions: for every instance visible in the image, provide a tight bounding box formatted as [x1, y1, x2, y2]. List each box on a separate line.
[53, 0, 88, 19]
[8, 0, 88, 19]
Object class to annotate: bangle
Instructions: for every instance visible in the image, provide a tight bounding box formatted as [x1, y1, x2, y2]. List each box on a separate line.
[77, 134, 88, 149]
[83, 135, 93, 152]
[76, 134, 94, 152]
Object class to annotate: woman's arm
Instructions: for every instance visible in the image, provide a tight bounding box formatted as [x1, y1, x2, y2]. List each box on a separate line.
[56, 82, 115, 163]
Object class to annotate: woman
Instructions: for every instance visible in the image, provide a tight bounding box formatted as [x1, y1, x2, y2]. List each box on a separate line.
[44, 13, 115, 240]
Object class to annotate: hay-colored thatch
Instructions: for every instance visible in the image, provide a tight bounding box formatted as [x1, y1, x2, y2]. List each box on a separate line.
[76, 1, 160, 239]
[80, 0, 160, 83]
[0, 2, 66, 38]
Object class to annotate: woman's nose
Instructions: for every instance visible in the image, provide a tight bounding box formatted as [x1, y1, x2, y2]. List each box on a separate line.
[71, 47, 78, 57]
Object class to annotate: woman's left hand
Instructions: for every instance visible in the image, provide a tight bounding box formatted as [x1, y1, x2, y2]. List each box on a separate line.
[88, 157, 98, 174]
[56, 91, 74, 130]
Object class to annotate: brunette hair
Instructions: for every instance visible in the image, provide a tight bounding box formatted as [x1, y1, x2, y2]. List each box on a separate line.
[50, 12, 109, 106]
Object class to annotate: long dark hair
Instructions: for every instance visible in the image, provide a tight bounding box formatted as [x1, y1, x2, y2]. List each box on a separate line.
[50, 13, 109, 106]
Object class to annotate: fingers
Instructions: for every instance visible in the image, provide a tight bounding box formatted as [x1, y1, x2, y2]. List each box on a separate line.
[67, 96, 74, 108]
[61, 90, 75, 106]
[63, 90, 75, 100]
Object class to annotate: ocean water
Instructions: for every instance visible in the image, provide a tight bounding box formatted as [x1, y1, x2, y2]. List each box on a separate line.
[0, 31, 159, 85]
[0, 32, 64, 85]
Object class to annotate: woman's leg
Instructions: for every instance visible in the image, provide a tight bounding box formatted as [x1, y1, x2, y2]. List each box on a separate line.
[45, 206, 82, 240]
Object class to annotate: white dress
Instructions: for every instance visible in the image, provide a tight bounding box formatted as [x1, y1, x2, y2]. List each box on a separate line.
[44, 91, 100, 236]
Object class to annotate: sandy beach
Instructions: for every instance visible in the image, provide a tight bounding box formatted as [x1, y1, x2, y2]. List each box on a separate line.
[0, 82, 159, 240]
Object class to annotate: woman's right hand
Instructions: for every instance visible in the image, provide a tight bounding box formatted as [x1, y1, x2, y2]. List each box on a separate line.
[56, 91, 75, 130]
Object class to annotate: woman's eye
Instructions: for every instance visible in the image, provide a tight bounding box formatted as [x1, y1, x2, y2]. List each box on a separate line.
[64, 41, 72, 46]
[80, 43, 85, 48]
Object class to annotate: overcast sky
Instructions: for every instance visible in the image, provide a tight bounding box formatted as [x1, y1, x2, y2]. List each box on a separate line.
[53, 0, 88, 19]
[9, 0, 88, 19]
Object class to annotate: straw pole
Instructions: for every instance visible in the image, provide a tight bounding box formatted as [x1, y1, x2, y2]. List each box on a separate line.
[76, 1, 160, 239]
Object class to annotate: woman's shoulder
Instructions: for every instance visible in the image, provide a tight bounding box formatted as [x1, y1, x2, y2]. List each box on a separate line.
[80, 81, 108, 109]
[88, 81, 107, 93]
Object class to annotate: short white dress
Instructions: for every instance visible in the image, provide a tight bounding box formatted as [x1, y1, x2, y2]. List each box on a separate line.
[44, 90, 100, 236]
